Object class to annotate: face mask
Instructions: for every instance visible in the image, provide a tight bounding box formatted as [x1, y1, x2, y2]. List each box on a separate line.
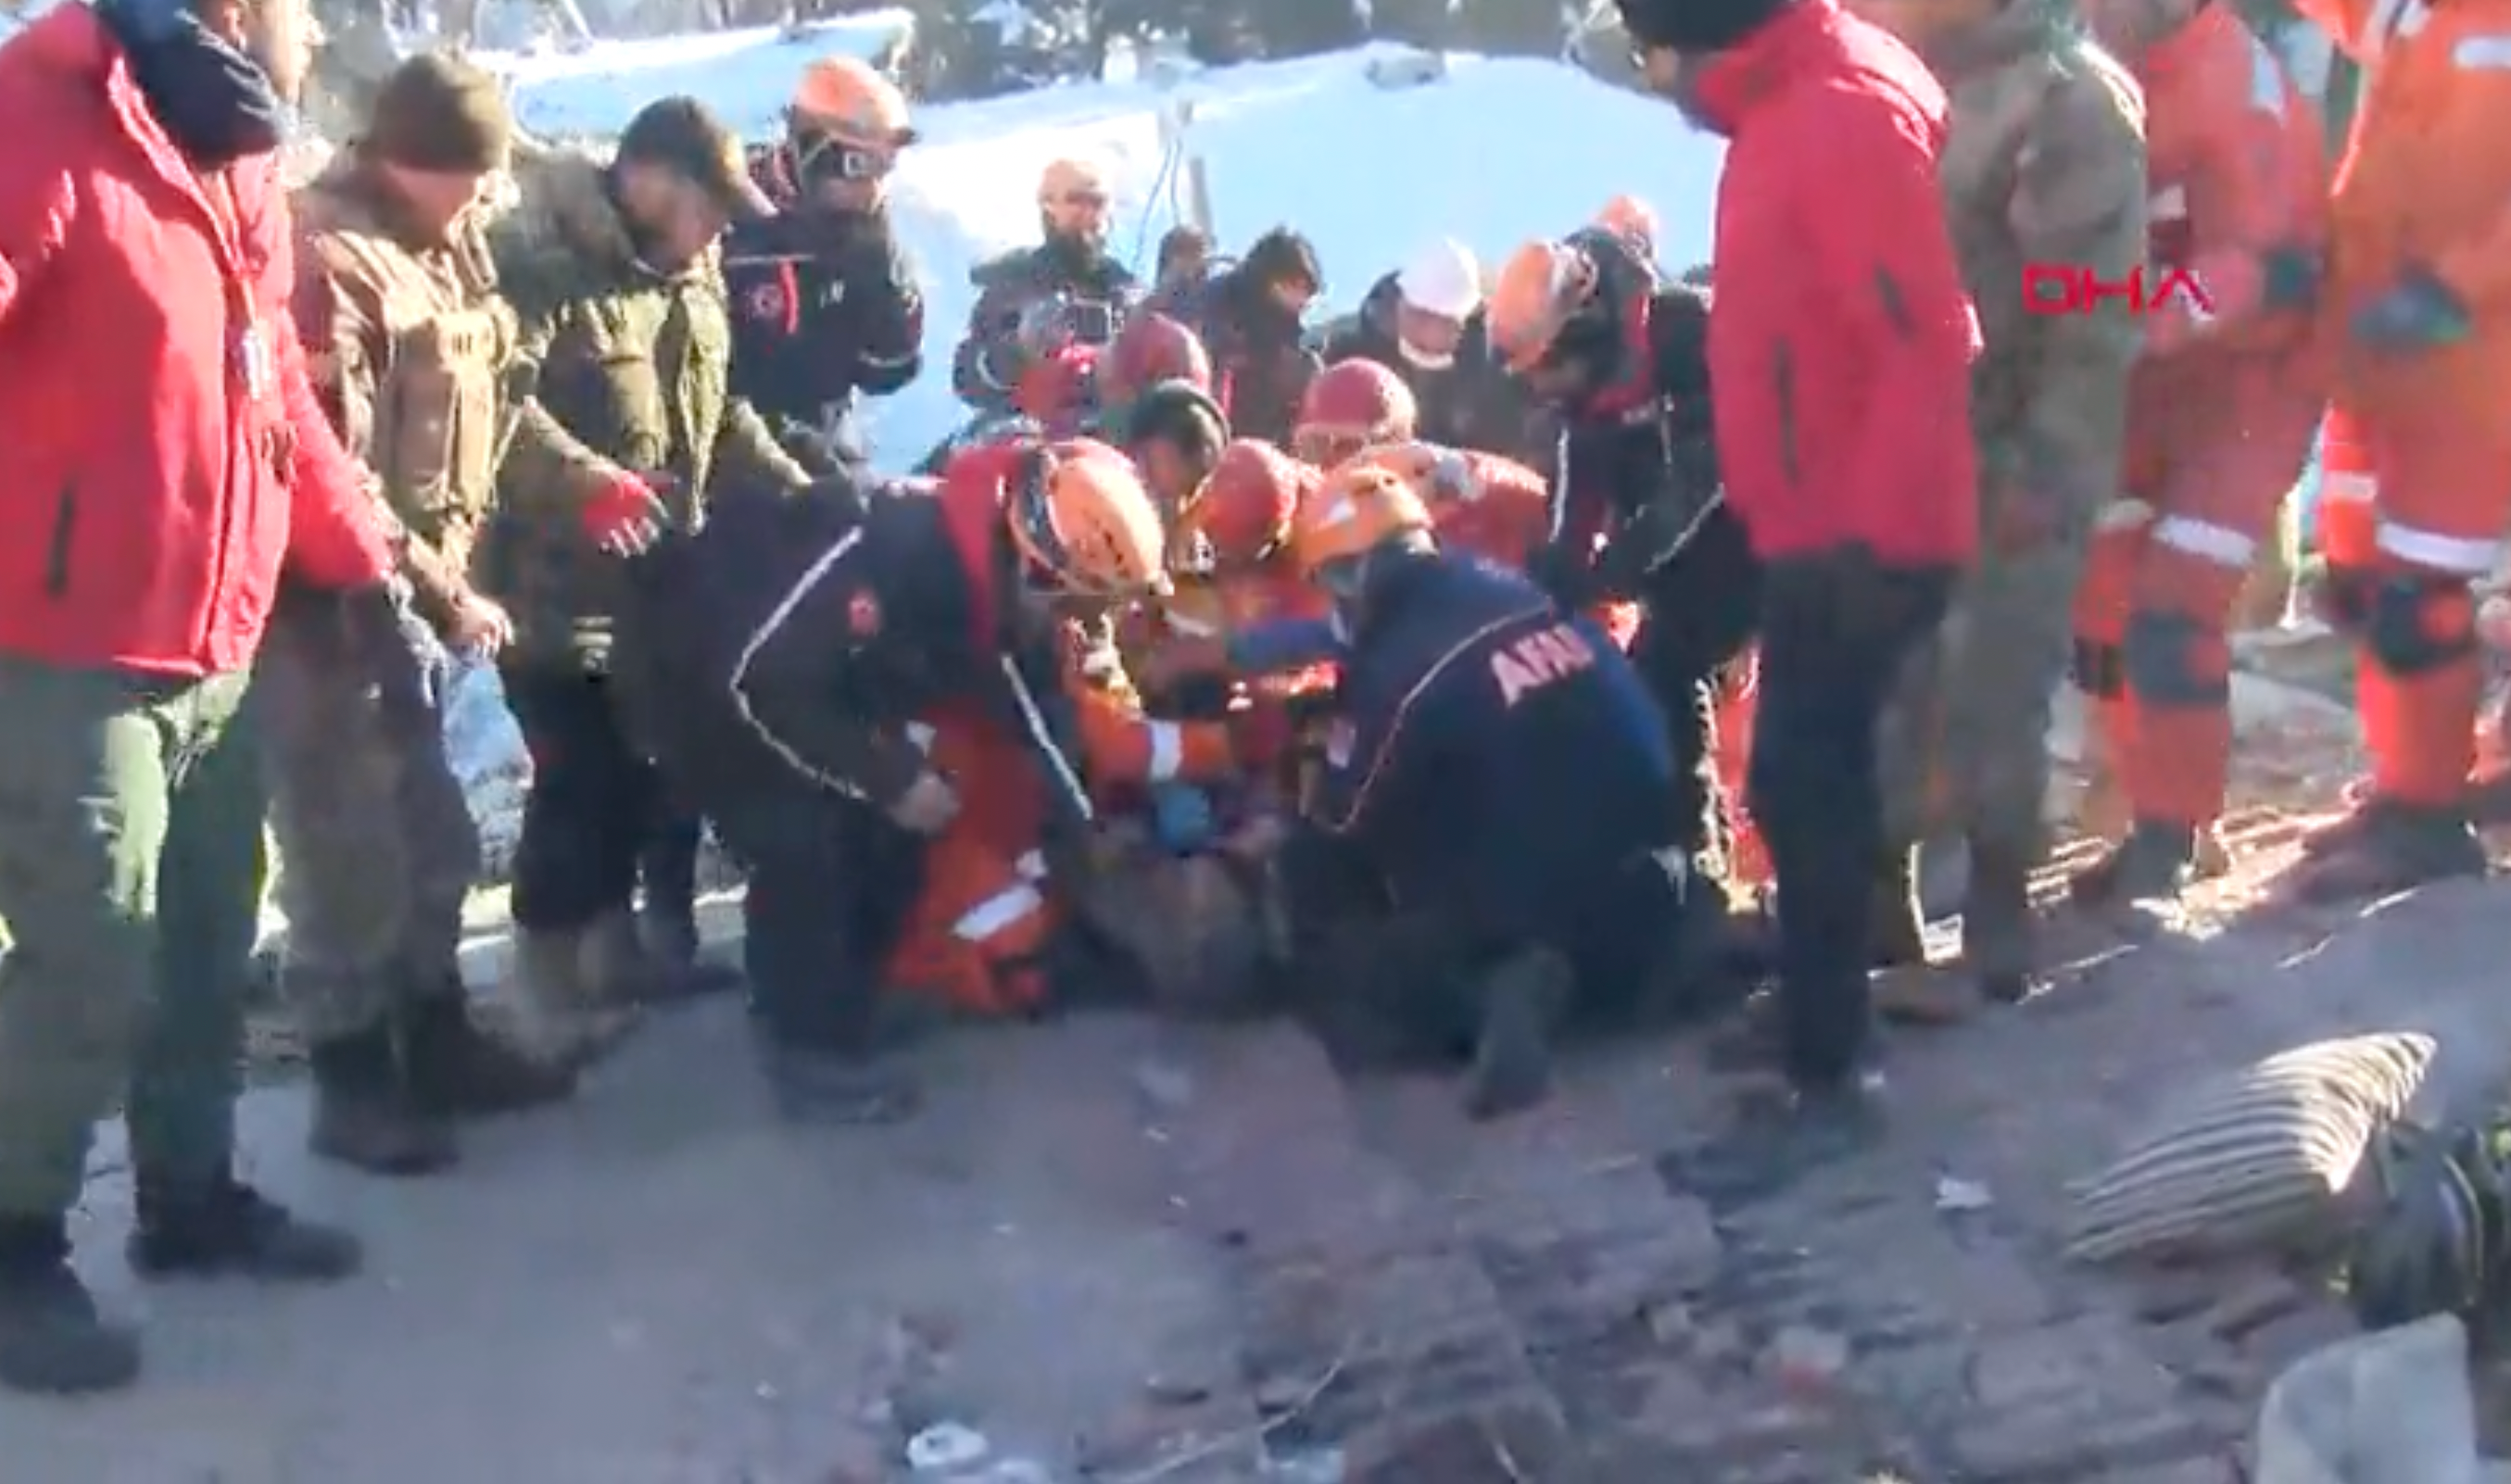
[1399, 338, 1455, 371]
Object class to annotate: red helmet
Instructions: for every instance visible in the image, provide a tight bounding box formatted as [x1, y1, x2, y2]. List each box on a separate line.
[1100, 312, 1213, 410]
[1193, 439, 1315, 565]
[1293, 358, 1418, 467]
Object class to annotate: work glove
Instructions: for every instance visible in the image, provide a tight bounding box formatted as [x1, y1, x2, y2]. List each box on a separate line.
[1149, 782, 1219, 855]
[1226, 693, 1299, 773]
[582, 472, 669, 556]
[886, 771, 962, 835]
[2353, 268, 2472, 354]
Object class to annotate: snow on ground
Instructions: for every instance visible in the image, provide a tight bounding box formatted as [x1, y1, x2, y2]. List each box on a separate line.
[434, 40, 1725, 829]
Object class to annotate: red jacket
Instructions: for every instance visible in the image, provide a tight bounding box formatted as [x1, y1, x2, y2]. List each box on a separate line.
[0, 7, 392, 678]
[1695, 0, 1981, 568]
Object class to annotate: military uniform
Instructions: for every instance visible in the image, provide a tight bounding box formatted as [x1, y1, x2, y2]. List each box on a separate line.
[484, 99, 812, 1042]
[1879, 0, 2147, 1002]
[284, 56, 599, 1173]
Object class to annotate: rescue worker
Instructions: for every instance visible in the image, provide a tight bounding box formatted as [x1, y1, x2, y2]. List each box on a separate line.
[1153, 223, 1215, 307]
[1175, 226, 1326, 444]
[1483, 231, 1753, 965]
[1839, 0, 2146, 1012]
[2067, 0, 2328, 911]
[727, 55, 925, 472]
[1121, 376, 1233, 537]
[1094, 310, 1215, 439]
[486, 95, 815, 1064]
[1318, 239, 1518, 451]
[1136, 437, 1333, 712]
[1619, 0, 1979, 1111]
[2275, 0, 2511, 896]
[1293, 358, 1422, 471]
[952, 157, 1138, 416]
[284, 55, 597, 1175]
[1266, 462, 1691, 1119]
[625, 439, 1270, 1116]
[0, 0, 395, 1394]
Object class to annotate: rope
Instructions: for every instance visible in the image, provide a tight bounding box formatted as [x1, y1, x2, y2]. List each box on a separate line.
[1127, 107, 1188, 274]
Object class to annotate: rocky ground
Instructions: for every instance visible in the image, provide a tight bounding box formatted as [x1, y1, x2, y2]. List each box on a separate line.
[19, 644, 2511, 1480]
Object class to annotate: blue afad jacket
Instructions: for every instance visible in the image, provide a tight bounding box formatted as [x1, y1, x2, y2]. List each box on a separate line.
[1300, 551, 1674, 942]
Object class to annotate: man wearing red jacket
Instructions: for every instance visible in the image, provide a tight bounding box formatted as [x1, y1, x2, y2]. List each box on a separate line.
[0, 0, 396, 1394]
[1619, 0, 1980, 1115]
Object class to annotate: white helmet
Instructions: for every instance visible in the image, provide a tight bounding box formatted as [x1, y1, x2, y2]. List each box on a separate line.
[1394, 238, 1482, 369]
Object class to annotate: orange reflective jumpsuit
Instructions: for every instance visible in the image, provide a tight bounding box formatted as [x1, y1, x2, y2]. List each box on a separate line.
[2069, 4, 2329, 834]
[2297, 0, 2511, 814]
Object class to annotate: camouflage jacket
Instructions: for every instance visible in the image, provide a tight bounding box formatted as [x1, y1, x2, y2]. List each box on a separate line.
[485, 150, 812, 672]
[292, 153, 612, 635]
[1929, 0, 2149, 539]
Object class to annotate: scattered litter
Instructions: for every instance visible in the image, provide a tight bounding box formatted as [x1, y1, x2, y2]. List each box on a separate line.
[906, 1421, 991, 1472]
[1765, 1325, 1852, 1390]
[1933, 1174, 1993, 1213]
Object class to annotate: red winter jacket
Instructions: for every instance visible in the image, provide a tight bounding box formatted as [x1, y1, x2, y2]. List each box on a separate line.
[0, 6, 393, 678]
[1695, 0, 1981, 568]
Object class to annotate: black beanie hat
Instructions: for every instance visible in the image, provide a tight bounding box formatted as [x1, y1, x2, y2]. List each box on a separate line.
[1618, 0, 1794, 54]
[366, 54, 513, 173]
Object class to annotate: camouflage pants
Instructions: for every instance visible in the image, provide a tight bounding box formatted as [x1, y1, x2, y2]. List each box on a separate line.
[1882, 535, 2089, 856]
[260, 596, 479, 1044]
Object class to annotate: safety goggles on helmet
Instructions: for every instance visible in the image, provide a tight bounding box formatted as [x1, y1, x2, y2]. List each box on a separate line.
[796, 132, 895, 186]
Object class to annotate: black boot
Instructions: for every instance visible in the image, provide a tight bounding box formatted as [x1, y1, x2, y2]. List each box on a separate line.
[1461, 947, 1569, 1121]
[0, 1216, 138, 1395]
[127, 1177, 362, 1283]
[307, 1023, 457, 1177]
[402, 991, 577, 1119]
[1869, 843, 1928, 968]
[2068, 820, 2198, 909]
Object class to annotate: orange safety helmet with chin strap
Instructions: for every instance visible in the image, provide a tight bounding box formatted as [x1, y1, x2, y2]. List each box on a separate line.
[1293, 358, 1419, 468]
[1486, 239, 1602, 375]
[1193, 438, 1316, 568]
[1005, 437, 1170, 602]
[1289, 460, 1435, 584]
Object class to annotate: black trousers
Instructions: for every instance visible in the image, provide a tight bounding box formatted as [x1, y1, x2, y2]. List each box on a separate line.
[715, 779, 923, 1050]
[1748, 560, 1953, 1086]
[505, 667, 659, 934]
[1632, 505, 1762, 872]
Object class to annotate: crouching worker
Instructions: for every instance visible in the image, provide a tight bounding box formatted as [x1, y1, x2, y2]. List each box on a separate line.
[1219, 462, 1689, 1118]
[621, 437, 1220, 1118]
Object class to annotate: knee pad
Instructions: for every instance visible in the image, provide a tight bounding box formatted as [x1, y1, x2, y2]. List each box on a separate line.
[2069, 636, 2124, 698]
[2122, 609, 2230, 708]
[2364, 572, 2479, 676]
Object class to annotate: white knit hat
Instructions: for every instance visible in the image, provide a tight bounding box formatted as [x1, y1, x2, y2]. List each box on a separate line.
[1396, 238, 1483, 322]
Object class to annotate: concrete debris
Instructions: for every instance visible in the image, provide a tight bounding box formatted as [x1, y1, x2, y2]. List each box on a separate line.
[2253, 1315, 2479, 1484]
[1933, 1175, 1994, 1213]
[906, 1421, 991, 1472]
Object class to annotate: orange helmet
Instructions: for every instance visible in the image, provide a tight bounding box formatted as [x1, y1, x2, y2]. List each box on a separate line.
[1293, 359, 1418, 467]
[1289, 460, 1433, 582]
[1596, 194, 1659, 254]
[1100, 312, 1213, 410]
[790, 57, 915, 148]
[1486, 239, 1599, 374]
[1007, 437, 1169, 601]
[1195, 439, 1315, 566]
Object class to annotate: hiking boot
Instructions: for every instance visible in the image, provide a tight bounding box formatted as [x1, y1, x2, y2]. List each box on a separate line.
[128, 1177, 361, 1283]
[1869, 843, 1927, 969]
[637, 904, 743, 1000]
[0, 1217, 138, 1395]
[760, 1040, 921, 1126]
[510, 925, 637, 1068]
[1461, 947, 1569, 1121]
[2068, 820, 2199, 910]
[2288, 799, 2488, 904]
[307, 1024, 457, 1177]
[1959, 839, 2038, 1004]
[402, 991, 576, 1119]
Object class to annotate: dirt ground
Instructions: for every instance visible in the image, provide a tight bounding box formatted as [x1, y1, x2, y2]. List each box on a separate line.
[24, 659, 2511, 1481]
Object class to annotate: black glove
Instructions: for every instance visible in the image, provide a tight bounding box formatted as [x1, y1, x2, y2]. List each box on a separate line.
[1526, 540, 1600, 610]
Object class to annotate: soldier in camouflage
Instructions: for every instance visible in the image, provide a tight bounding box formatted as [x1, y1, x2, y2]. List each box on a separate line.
[1852, 0, 2148, 1012]
[484, 95, 814, 1056]
[285, 56, 609, 1175]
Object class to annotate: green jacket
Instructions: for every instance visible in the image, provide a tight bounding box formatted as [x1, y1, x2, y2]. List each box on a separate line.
[484, 151, 810, 671]
[1928, 0, 2149, 539]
